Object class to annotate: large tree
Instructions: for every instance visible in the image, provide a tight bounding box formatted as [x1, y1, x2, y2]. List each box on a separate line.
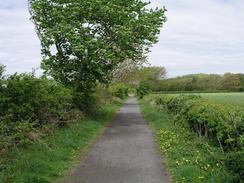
[0, 64, 5, 79]
[113, 64, 166, 85]
[28, 0, 166, 92]
[112, 56, 148, 83]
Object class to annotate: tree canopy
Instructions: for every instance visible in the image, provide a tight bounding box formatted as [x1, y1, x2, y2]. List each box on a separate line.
[0, 64, 5, 79]
[28, 0, 166, 92]
[113, 65, 166, 85]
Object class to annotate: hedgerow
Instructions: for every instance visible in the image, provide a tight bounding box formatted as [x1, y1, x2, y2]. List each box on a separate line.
[0, 73, 83, 158]
[153, 94, 244, 182]
[0, 71, 124, 162]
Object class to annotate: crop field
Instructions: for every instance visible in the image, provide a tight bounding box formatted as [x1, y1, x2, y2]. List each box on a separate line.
[162, 92, 244, 107]
[199, 93, 244, 106]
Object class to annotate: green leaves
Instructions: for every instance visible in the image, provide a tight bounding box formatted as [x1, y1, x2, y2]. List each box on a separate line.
[152, 94, 244, 182]
[29, 0, 166, 92]
[154, 94, 244, 152]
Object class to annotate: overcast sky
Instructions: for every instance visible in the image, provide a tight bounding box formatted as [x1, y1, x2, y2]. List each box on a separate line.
[0, 0, 244, 77]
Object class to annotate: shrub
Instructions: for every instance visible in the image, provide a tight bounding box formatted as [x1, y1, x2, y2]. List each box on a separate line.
[0, 73, 83, 157]
[136, 80, 150, 99]
[96, 84, 113, 105]
[73, 91, 102, 115]
[0, 74, 78, 125]
[110, 83, 129, 99]
[225, 151, 244, 182]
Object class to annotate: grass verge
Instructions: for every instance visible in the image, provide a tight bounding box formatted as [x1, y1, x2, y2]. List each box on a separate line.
[139, 97, 235, 183]
[1, 99, 124, 183]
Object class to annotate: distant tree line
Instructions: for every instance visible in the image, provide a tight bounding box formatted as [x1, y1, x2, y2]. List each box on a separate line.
[151, 73, 244, 92]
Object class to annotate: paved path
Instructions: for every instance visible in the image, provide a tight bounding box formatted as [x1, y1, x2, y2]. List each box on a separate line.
[61, 97, 170, 183]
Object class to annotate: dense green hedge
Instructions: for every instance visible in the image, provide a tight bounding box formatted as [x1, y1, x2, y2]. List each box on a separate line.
[0, 72, 122, 176]
[153, 94, 244, 181]
[0, 74, 83, 157]
[0, 72, 121, 151]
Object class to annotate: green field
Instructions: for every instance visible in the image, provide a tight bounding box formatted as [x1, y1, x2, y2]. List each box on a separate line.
[162, 92, 244, 106]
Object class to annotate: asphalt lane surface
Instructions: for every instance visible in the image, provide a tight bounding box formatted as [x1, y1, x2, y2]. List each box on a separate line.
[61, 97, 170, 183]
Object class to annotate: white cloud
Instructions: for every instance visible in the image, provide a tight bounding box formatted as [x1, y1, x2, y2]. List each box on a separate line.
[0, 2, 42, 75]
[148, 0, 244, 77]
[0, 0, 244, 77]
